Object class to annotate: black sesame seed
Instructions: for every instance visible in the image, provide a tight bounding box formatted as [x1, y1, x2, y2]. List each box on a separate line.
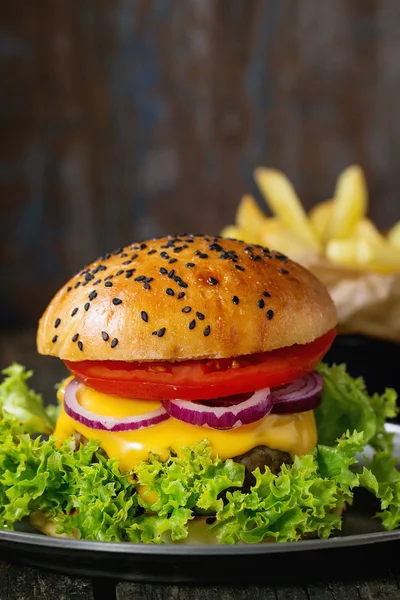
[275, 253, 288, 262]
[74, 281, 81, 289]
[84, 302, 90, 311]
[104, 253, 111, 260]
[250, 254, 262, 262]
[120, 253, 128, 258]
[169, 258, 177, 264]
[160, 252, 169, 260]
[113, 248, 123, 255]
[262, 291, 271, 298]
[168, 269, 175, 278]
[157, 328, 166, 337]
[196, 312, 205, 320]
[93, 279, 101, 286]
[189, 319, 196, 330]
[182, 306, 192, 313]
[166, 288, 174, 296]
[125, 270, 134, 278]
[194, 250, 201, 256]
[116, 270, 124, 276]
[105, 281, 113, 287]
[147, 249, 157, 255]
[178, 281, 188, 288]
[131, 254, 138, 260]
[98, 265, 107, 271]
[52, 335, 58, 343]
[209, 243, 222, 252]
[140, 243, 147, 250]
[102, 331, 109, 341]
[89, 291, 97, 301]
[257, 299, 265, 309]
[199, 253, 208, 259]
[144, 277, 153, 283]
[203, 325, 211, 337]
[71, 307, 78, 316]
[113, 298, 122, 305]
[67, 286, 72, 292]
[279, 268, 289, 275]
[219, 251, 229, 259]
[159, 267, 168, 275]
[173, 246, 183, 253]
[185, 262, 195, 268]
[141, 311, 148, 322]
[77, 341, 83, 351]
[135, 275, 145, 282]
[208, 277, 218, 285]
[232, 296, 239, 305]
[85, 273, 94, 282]
[72, 333, 79, 342]
[82, 281, 89, 287]
[104, 275, 114, 281]
[111, 338, 118, 348]
[143, 283, 151, 290]
[177, 292, 185, 299]
[266, 309, 274, 320]
[54, 318, 61, 328]
[152, 331, 158, 336]
[235, 265, 245, 272]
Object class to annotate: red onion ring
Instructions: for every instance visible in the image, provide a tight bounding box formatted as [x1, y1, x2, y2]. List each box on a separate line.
[271, 372, 323, 414]
[162, 388, 272, 430]
[64, 379, 170, 432]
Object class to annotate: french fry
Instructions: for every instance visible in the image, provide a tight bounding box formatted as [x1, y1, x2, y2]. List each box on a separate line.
[259, 218, 313, 257]
[354, 218, 385, 246]
[308, 200, 333, 243]
[327, 165, 368, 240]
[254, 167, 321, 252]
[326, 238, 400, 273]
[387, 221, 400, 249]
[236, 194, 266, 236]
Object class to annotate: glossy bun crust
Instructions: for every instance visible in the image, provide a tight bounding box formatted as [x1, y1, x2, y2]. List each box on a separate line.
[37, 235, 337, 361]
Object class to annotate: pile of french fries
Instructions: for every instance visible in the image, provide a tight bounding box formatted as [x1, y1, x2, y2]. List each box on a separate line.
[221, 166, 400, 274]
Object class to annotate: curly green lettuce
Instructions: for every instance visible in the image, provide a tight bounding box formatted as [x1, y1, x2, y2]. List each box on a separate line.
[0, 362, 399, 544]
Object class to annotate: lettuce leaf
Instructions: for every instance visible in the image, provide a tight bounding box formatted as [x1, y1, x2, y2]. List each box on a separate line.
[0, 362, 399, 543]
[0, 364, 56, 434]
[315, 363, 398, 452]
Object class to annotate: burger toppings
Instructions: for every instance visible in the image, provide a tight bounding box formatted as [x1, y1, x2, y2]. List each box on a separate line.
[62, 373, 323, 434]
[64, 378, 169, 432]
[163, 388, 273, 430]
[271, 372, 323, 414]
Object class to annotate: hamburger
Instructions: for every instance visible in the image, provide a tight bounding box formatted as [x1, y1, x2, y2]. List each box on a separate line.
[37, 235, 336, 469]
[16, 233, 396, 544]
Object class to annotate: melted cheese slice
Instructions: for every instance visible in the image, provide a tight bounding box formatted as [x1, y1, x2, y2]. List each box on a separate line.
[55, 378, 317, 471]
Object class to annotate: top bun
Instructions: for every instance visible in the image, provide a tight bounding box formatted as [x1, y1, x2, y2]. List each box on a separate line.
[37, 235, 337, 362]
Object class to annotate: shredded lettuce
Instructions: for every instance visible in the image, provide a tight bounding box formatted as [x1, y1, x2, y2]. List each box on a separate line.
[0, 362, 399, 543]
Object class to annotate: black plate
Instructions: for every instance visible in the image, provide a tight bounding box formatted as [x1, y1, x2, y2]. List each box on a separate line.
[1, 425, 400, 583]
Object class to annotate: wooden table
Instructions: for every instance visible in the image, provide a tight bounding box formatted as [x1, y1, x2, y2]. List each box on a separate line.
[2, 558, 400, 600]
[2, 331, 400, 599]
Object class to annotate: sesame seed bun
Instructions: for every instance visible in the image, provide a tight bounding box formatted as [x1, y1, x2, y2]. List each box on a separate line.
[37, 235, 337, 361]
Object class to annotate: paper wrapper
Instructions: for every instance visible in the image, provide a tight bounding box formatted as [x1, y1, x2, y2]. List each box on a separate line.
[301, 256, 400, 343]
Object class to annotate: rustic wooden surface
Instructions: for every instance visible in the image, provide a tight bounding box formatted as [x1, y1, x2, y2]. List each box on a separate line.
[2, 0, 400, 327]
[2, 562, 400, 600]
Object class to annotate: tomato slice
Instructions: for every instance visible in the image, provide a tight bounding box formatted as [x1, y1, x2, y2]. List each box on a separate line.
[66, 329, 335, 401]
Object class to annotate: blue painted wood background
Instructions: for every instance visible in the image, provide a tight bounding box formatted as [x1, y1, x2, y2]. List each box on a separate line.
[1, 0, 400, 326]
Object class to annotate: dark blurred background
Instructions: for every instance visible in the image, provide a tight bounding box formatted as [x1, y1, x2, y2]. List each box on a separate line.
[1, 0, 400, 393]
